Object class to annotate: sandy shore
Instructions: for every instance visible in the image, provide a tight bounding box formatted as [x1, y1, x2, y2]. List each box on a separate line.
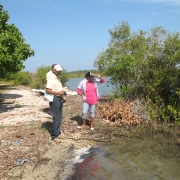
[0, 86, 100, 180]
[2, 85, 149, 179]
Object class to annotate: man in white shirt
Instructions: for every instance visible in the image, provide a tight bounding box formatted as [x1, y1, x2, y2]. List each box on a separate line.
[46, 64, 66, 143]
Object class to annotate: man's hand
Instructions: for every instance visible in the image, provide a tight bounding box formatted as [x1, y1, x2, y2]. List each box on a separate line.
[57, 90, 66, 96]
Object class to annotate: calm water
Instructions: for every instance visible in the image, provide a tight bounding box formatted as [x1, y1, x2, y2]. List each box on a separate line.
[66, 77, 113, 96]
[64, 136, 180, 180]
[95, 138, 180, 180]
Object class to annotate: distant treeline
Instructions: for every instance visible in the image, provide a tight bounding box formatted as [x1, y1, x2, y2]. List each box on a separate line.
[67, 70, 101, 78]
[0, 67, 103, 89]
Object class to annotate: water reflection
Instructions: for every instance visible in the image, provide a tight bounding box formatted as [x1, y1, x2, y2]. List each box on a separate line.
[98, 136, 180, 180]
[69, 125, 180, 180]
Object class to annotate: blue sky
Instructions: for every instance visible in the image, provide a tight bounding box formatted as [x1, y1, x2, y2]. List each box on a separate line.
[1, 0, 180, 72]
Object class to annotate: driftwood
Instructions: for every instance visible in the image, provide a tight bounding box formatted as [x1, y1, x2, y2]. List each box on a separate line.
[97, 100, 142, 126]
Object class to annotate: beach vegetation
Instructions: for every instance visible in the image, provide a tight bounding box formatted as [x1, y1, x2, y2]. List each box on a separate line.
[0, 6, 35, 78]
[94, 20, 180, 123]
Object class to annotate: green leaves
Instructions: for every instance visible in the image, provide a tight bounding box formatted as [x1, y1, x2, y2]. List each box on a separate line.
[0, 6, 35, 78]
[94, 20, 180, 123]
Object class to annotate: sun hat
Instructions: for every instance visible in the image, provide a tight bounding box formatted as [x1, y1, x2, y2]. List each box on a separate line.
[85, 72, 96, 78]
[54, 64, 63, 71]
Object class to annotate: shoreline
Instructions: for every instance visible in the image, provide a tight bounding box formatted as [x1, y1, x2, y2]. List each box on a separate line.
[1, 85, 180, 179]
[0, 86, 104, 179]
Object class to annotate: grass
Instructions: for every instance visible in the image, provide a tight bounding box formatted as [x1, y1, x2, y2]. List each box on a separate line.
[0, 125, 7, 130]
[22, 121, 49, 133]
[0, 80, 14, 85]
[0, 80, 14, 94]
[39, 127, 49, 132]
[23, 122, 37, 129]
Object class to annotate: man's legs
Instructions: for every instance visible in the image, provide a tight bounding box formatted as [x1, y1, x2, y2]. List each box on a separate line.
[49, 102, 53, 117]
[51, 96, 62, 139]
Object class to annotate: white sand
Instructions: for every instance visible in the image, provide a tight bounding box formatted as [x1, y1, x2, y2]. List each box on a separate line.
[0, 87, 77, 126]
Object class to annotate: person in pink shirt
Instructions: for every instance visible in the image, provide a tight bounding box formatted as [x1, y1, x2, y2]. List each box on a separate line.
[77, 72, 105, 130]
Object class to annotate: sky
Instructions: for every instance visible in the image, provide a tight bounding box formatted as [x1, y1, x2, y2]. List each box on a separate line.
[1, 0, 180, 72]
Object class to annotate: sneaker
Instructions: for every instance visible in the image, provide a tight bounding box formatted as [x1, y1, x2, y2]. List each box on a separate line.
[52, 138, 61, 143]
[77, 125, 88, 129]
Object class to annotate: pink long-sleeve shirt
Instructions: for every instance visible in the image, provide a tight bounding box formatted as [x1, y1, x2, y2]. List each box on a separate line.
[77, 78, 105, 105]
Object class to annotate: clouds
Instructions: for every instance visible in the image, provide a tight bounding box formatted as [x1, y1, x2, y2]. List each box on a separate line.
[119, 0, 180, 6]
[96, 0, 180, 7]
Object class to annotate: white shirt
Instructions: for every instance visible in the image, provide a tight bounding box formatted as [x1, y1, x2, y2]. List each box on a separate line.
[77, 78, 101, 99]
[46, 73, 62, 92]
[46, 70, 53, 81]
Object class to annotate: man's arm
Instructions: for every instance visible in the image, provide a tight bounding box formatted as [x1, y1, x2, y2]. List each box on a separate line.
[46, 88, 65, 96]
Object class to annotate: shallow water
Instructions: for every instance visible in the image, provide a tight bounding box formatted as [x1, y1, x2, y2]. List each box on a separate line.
[65, 135, 180, 180]
[97, 137, 180, 180]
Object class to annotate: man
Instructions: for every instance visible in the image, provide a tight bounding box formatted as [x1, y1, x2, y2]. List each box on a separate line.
[46, 64, 56, 117]
[46, 64, 66, 143]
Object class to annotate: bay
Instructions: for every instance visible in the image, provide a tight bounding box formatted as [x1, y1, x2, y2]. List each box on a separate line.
[65, 134, 180, 180]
